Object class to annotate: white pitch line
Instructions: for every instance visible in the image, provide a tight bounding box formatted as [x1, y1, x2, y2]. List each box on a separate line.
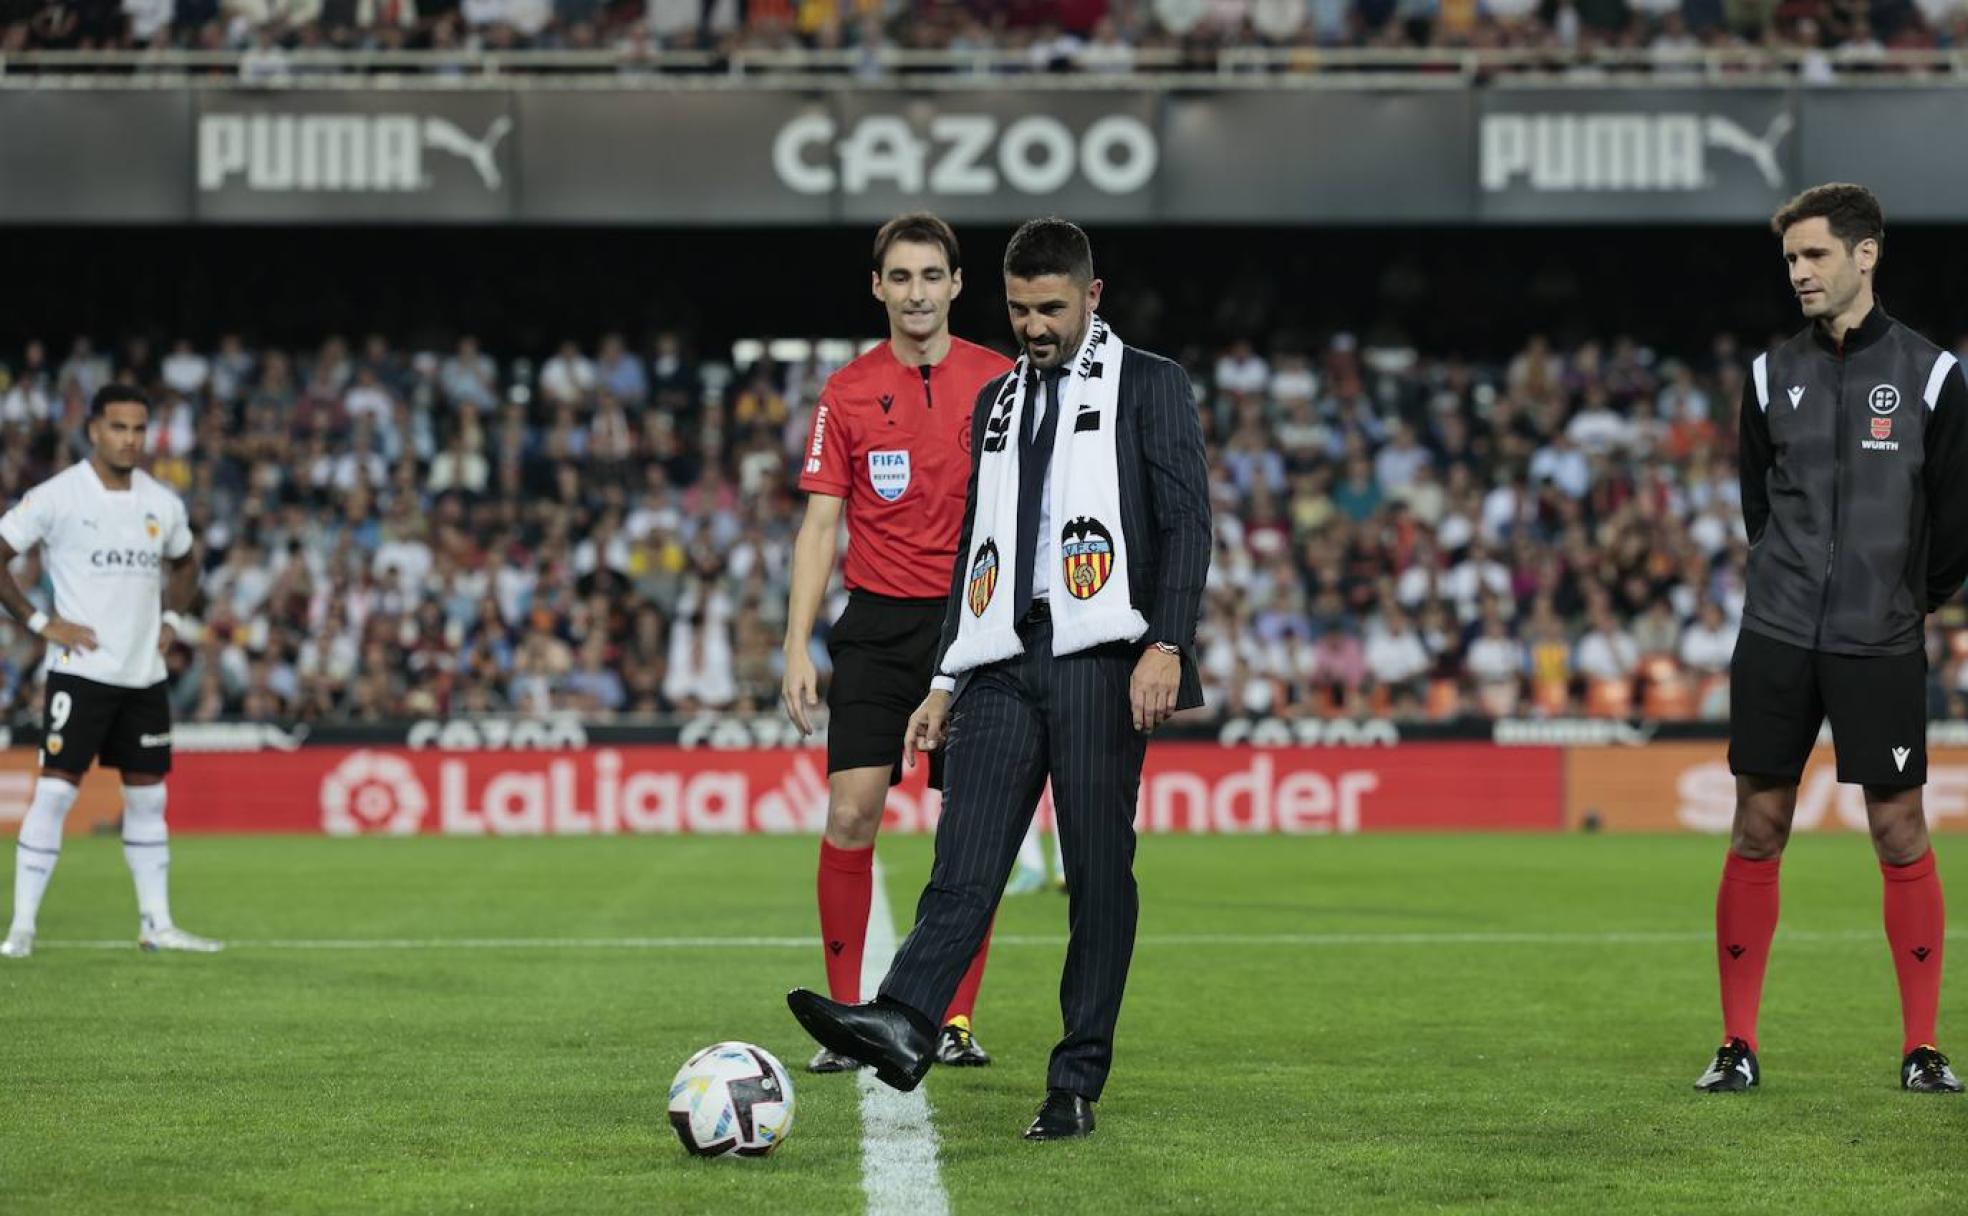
[29, 928, 1903, 952]
[1126, 928, 1891, 947]
[32, 936, 821, 950]
[856, 859, 949, 1216]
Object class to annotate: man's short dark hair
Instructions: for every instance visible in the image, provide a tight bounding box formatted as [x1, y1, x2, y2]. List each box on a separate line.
[90, 384, 149, 417]
[1003, 217, 1094, 284]
[1771, 182, 1885, 254]
[873, 212, 961, 274]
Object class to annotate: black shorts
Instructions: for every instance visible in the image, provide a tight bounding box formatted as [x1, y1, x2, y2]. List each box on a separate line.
[40, 672, 174, 778]
[827, 591, 945, 790]
[1728, 627, 1926, 788]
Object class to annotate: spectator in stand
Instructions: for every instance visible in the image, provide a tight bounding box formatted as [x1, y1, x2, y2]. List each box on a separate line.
[1465, 611, 1527, 711]
[1575, 601, 1641, 685]
[539, 339, 597, 408]
[1365, 605, 1432, 700]
[1374, 420, 1432, 497]
[596, 332, 648, 405]
[1630, 595, 1682, 658]
[1680, 599, 1738, 676]
[441, 335, 499, 413]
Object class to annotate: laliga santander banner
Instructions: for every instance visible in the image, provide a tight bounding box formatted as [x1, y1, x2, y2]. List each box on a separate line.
[1566, 744, 1968, 832]
[37, 737, 1968, 836]
[155, 744, 1561, 836]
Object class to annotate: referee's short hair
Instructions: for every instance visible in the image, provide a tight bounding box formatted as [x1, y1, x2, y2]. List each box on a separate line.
[1004, 217, 1094, 285]
[1772, 182, 1884, 255]
[90, 384, 151, 417]
[873, 213, 961, 274]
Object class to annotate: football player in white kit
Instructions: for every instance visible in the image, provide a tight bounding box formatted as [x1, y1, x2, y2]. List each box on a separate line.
[0, 385, 220, 957]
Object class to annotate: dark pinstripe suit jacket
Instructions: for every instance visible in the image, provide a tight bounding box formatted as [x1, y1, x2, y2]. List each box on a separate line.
[934, 345, 1211, 710]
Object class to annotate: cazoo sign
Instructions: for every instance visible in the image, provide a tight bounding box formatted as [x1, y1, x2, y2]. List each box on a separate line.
[772, 108, 1158, 197]
[775, 92, 1163, 222]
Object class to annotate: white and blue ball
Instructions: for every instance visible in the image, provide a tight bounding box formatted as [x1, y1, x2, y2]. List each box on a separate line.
[668, 1042, 796, 1159]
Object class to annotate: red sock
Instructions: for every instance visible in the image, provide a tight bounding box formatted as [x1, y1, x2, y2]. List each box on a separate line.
[817, 841, 873, 1003]
[1883, 849, 1946, 1056]
[943, 916, 994, 1025]
[1716, 851, 1782, 1052]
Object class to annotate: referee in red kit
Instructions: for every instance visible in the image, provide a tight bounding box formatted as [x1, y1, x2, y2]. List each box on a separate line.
[782, 213, 1015, 1074]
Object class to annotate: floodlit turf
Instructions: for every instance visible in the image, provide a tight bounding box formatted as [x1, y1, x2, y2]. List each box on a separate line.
[2, 831, 1964, 1214]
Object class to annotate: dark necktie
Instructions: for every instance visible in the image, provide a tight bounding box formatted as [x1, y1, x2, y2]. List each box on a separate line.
[1014, 370, 1063, 622]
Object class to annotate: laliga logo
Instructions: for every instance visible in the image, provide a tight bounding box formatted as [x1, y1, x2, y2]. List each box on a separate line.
[773, 111, 1157, 197]
[750, 755, 831, 833]
[320, 750, 429, 836]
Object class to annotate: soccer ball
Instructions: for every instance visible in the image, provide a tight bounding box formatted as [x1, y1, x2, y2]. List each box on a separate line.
[668, 1042, 796, 1159]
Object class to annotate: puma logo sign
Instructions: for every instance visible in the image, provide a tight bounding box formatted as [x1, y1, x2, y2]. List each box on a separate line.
[422, 115, 513, 190]
[1727, 944, 1746, 960]
[1914, 946, 1932, 963]
[827, 940, 844, 956]
[1787, 386, 1804, 409]
[1894, 746, 1912, 773]
[1703, 113, 1794, 189]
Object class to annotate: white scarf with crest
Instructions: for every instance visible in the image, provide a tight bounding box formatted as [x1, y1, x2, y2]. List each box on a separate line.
[942, 315, 1145, 675]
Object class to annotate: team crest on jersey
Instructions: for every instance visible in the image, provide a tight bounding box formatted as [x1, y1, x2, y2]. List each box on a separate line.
[868, 451, 910, 502]
[1060, 516, 1116, 601]
[144, 512, 161, 539]
[967, 539, 1000, 618]
[1870, 384, 1902, 415]
[44, 732, 62, 756]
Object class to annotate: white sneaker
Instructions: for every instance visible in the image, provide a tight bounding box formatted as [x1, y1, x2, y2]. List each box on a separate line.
[1005, 858, 1048, 896]
[0, 930, 32, 959]
[139, 926, 224, 953]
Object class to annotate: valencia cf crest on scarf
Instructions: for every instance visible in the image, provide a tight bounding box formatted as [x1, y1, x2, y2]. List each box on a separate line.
[1060, 516, 1116, 601]
[967, 539, 1000, 618]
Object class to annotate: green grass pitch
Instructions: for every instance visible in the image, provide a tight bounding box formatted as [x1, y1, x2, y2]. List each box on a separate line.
[1, 831, 1962, 1214]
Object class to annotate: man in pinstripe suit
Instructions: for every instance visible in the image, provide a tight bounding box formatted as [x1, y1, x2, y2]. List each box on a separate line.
[789, 217, 1211, 1140]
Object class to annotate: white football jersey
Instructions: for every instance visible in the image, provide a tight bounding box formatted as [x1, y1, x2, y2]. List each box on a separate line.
[0, 462, 193, 688]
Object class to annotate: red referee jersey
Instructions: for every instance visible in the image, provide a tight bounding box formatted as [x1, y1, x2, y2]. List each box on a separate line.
[798, 336, 1013, 600]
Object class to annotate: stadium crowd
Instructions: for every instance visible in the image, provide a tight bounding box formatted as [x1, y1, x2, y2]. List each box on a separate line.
[4, 0, 1967, 65]
[3, 322, 1968, 725]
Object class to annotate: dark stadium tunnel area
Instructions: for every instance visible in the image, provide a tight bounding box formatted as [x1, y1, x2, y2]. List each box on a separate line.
[11, 223, 1968, 364]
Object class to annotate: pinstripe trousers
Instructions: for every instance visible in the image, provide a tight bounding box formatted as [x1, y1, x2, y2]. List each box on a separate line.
[879, 609, 1148, 1101]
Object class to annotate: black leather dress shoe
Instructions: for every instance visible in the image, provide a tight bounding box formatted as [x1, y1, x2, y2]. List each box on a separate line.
[1023, 1089, 1095, 1140]
[786, 988, 936, 1092]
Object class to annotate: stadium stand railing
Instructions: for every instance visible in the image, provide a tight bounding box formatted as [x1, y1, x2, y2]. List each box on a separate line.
[2, 46, 1967, 83]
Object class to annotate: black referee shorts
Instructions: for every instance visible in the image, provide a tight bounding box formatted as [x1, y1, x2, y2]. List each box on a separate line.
[827, 590, 946, 790]
[1728, 627, 1927, 788]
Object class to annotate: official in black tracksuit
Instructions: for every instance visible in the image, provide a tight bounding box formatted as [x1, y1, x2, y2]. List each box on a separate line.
[1698, 182, 1968, 1097]
[787, 218, 1212, 1139]
[1732, 273, 1968, 786]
